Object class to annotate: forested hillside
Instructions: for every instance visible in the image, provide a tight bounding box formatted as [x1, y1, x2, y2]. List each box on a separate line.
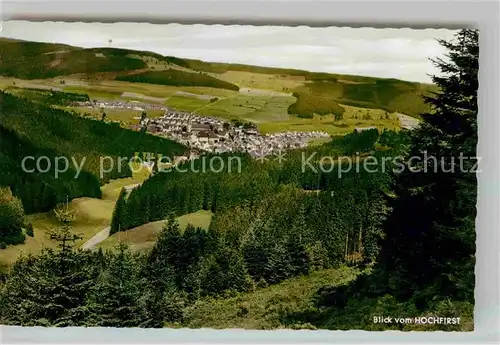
[287, 79, 435, 118]
[0, 40, 148, 79]
[0, 91, 187, 215]
[0, 126, 403, 327]
[115, 70, 240, 91]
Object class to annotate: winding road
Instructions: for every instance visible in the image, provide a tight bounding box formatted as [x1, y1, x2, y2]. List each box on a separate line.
[80, 227, 110, 250]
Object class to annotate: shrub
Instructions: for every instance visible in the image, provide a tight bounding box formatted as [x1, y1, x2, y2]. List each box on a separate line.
[0, 187, 26, 245]
[237, 302, 250, 317]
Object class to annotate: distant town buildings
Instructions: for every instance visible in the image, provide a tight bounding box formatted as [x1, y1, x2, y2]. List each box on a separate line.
[74, 99, 167, 111]
[140, 109, 330, 157]
[75, 98, 417, 158]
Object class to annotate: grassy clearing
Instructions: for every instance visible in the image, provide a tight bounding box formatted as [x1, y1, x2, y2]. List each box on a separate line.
[307, 137, 333, 147]
[0, 197, 114, 265]
[100, 162, 151, 200]
[96, 210, 213, 252]
[0, 163, 150, 265]
[0, 76, 63, 91]
[62, 79, 238, 100]
[166, 95, 211, 111]
[215, 71, 305, 92]
[63, 86, 123, 100]
[182, 266, 360, 330]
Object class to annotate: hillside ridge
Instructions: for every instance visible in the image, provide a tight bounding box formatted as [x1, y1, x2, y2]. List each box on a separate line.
[0, 38, 432, 86]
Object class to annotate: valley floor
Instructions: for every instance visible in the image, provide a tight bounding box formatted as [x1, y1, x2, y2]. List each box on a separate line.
[0, 75, 415, 136]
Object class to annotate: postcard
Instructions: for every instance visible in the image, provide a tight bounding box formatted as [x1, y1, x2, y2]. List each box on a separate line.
[0, 22, 477, 332]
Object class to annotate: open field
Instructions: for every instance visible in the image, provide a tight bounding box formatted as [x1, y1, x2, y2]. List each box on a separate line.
[215, 71, 305, 92]
[96, 210, 213, 252]
[239, 87, 293, 97]
[100, 162, 151, 200]
[166, 95, 212, 112]
[197, 94, 295, 123]
[307, 136, 334, 146]
[0, 163, 150, 265]
[0, 39, 428, 137]
[258, 105, 401, 135]
[2, 75, 405, 134]
[121, 92, 167, 103]
[0, 38, 434, 121]
[0, 197, 114, 265]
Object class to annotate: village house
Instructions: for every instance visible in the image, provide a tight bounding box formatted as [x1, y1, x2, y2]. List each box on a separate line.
[197, 130, 219, 144]
[139, 106, 331, 157]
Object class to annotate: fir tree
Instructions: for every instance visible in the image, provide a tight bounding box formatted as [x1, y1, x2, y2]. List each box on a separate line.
[196, 248, 252, 297]
[85, 243, 146, 327]
[110, 188, 127, 234]
[146, 214, 186, 290]
[378, 29, 478, 304]
[1, 202, 95, 326]
[0, 186, 26, 245]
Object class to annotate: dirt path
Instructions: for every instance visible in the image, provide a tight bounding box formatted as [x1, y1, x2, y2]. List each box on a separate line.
[174, 91, 215, 100]
[124, 183, 140, 192]
[239, 87, 292, 97]
[80, 227, 110, 250]
[79, 183, 141, 250]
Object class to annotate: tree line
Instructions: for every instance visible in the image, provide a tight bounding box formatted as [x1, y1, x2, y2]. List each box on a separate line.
[116, 70, 240, 91]
[0, 91, 186, 246]
[0, 39, 149, 79]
